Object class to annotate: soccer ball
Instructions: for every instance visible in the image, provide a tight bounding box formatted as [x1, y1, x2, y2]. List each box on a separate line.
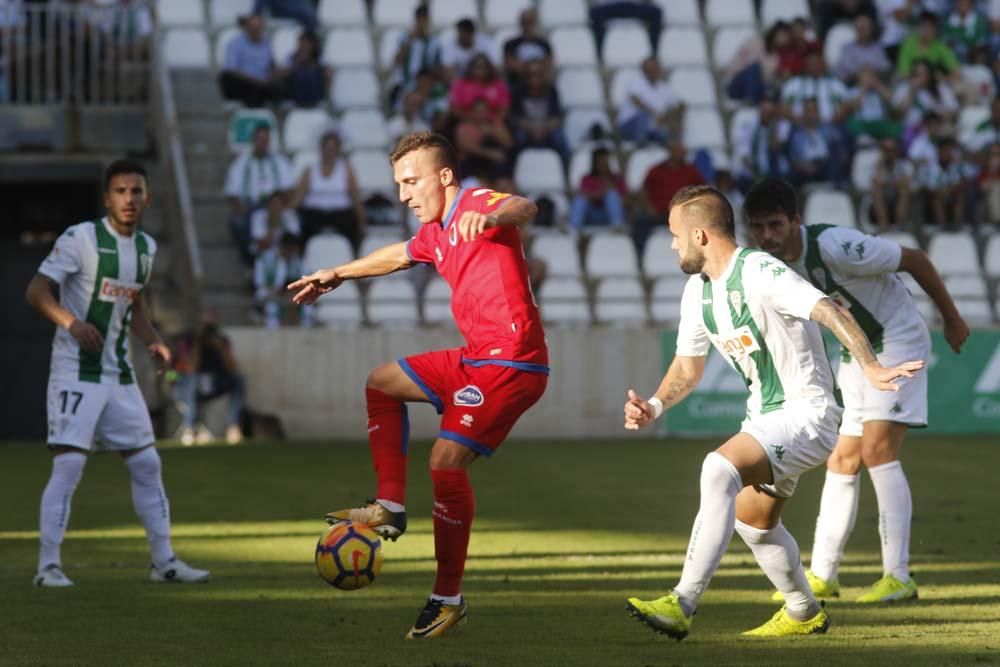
[315, 521, 384, 590]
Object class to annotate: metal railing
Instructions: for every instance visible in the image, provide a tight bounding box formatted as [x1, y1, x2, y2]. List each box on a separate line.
[0, 1, 153, 105]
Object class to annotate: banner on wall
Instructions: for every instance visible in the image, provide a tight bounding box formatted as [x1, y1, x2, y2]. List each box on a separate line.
[660, 330, 1000, 435]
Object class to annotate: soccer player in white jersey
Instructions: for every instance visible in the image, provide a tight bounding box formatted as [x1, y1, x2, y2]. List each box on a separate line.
[622, 185, 923, 639]
[25, 160, 210, 587]
[744, 177, 969, 603]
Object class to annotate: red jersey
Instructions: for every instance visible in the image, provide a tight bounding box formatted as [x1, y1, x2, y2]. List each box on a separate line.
[406, 187, 548, 369]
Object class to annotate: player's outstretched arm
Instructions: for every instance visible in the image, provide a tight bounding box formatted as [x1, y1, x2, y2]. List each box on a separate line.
[624, 355, 706, 431]
[898, 247, 970, 353]
[810, 297, 924, 392]
[456, 195, 538, 242]
[289, 241, 412, 305]
[130, 293, 171, 372]
[25, 273, 103, 354]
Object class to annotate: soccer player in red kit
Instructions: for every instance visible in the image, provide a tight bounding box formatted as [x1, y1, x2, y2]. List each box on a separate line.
[289, 132, 548, 639]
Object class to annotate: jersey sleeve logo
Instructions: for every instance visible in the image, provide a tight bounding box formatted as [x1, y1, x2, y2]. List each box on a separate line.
[453, 385, 485, 407]
[716, 325, 761, 362]
[486, 191, 511, 207]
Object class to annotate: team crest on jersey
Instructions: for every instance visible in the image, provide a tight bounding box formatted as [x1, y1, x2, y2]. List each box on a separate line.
[97, 277, 141, 304]
[716, 325, 760, 362]
[729, 290, 743, 313]
[453, 385, 485, 407]
[448, 223, 458, 246]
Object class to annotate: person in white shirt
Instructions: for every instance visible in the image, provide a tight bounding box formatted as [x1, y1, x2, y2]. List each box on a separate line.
[781, 48, 850, 125]
[616, 57, 684, 144]
[290, 131, 367, 250]
[249, 192, 301, 257]
[255, 231, 310, 328]
[439, 17, 497, 83]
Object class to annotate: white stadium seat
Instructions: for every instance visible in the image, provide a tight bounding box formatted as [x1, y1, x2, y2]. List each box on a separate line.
[290, 150, 318, 179]
[422, 277, 453, 325]
[340, 110, 390, 150]
[851, 148, 880, 192]
[283, 109, 335, 153]
[531, 235, 582, 278]
[683, 107, 726, 150]
[712, 27, 757, 71]
[928, 232, 979, 276]
[358, 232, 403, 258]
[484, 0, 533, 29]
[564, 109, 612, 149]
[728, 106, 759, 151]
[214, 27, 240, 69]
[514, 149, 566, 194]
[585, 233, 640, 278]
[594, 277, 648, 326]
[318, 0, 367, 27]
[658, 28, 708, 68]
[609, 67, 641, 110]
[602, 24, 652, 69]
[550, 27, 598, 67]
[625, 147, 668, 192]
[958, 105, 991, 151]
[955, 299, 994, 326]
[351, 150, 396, 195]
[271, 26, 300, 65]
[568, 148, 620, 192]
[804, 189, 857, 228]
[653, 0, 700, 26]
[432, 0, 479, 28]
[761, 0, 810, 26]
[164, 29, 211, 68]
[983, 235, 1000, 278]
[373, 0, 419, 28]
[669, 67, 717, 107]
[642, 230, 686, 278]
[539, 0, 587, 27]
[878, 230, 920, 249]
[228, 107, 280, 153]
[367, 278, 420, 328]
[331, 68, 381, 110]
[824, 23, 856, 71]
[705, 0, 755, 27]
[945, 274, 988, 299]
[539, 277, 591, 325]
[209, 0, 253, 28]
[304, 233, 354, 273]
[322, 28, 374, 67]
[157, 0, 203, 27]
[314, 281, 363, 329]
[377, 28, 406, 73]
[961, 64, 996, 100]
[649, 275, 690, 323]
[557, 67, 605, 109]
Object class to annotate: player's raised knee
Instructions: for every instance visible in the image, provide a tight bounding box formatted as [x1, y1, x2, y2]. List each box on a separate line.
[366, 363, 399, 391]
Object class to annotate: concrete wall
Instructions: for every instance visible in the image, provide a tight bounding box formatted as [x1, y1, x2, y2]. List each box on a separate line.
[227, 326, 666, 440]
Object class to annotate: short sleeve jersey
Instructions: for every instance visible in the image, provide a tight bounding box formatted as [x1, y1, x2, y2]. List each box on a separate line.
[786, 224, 929, 357]
[406, 188, 548, 368]
[37, 219, 157, 384]
[676, 248, 836, 417]
[224, 150, 294, 206]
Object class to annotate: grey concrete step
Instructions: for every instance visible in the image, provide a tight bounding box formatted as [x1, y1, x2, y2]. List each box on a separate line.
[200, 244, 249, 290]
[202, 289, 256, 325]
[185, 158, 227, 192]
[179, 116, 230, 153]
[171, 70, 223, 113]
[192, 199, 232, 245]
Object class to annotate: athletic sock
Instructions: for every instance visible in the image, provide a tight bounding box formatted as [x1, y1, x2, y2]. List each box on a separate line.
[430, 468, 474, 599]
[429, 593, 462, 605]
[366, 388, 409, 505]
[672, 452, 743, 617]
[810, 470, 860, 582]
[868, 460, 911, 582]
[38, 452, 87, 571]
[124, 447, 173, 568]
[736, 519, 821, 621]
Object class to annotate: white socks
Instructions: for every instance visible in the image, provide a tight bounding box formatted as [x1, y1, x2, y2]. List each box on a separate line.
[429, 593, 462, 605]
[810, 471, 860, 583]
[868, 460, 911, 582]
[38, 451, 87, 570]
[672, 453, 743, 616]
[736, 519, 820, 621]
[125, 447, 174, 568]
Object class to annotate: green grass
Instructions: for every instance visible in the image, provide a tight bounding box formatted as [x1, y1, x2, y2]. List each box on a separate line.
[1, 437, 998, 667]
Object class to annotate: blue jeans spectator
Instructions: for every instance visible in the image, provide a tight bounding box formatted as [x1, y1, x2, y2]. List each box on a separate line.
[726, 62, 766, 104]
[569, 190, 626, 230]
[617, 110, 668, 144]
[253, 0, 317, 30]
[173, 372, 246, 432]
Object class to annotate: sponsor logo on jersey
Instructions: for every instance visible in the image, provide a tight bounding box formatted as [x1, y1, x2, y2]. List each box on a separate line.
[435, 246, 444, 262]
[460, 413, 474, 427]
[715, 325, 760, 362]
[486, 191, 512, 207]
[97, 278, 141, 304]
[453, 385, 485, 407]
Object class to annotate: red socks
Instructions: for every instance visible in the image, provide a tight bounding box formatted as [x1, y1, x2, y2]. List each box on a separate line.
[431, 468, 475, 598]
[366, 388, 409, 505]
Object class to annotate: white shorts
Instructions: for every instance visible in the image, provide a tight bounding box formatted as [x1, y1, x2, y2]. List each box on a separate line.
[47, 375, 155, 452]
[837, 342, 930, 438]
[740, 400, 842, 498]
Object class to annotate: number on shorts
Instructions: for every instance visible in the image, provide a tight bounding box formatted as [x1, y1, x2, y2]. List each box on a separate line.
[59, 390, 83, 415]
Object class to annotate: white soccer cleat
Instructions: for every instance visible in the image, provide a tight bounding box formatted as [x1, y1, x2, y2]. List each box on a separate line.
[180, 427, 196, 447]
[34, 564, 74, 588]
[150, 557, 211, 583]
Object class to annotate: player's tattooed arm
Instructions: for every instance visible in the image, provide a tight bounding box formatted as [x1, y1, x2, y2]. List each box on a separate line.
[624, 355, 705, 430]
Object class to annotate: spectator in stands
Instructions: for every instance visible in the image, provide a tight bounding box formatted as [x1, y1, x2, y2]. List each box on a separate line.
[976, 142, 1000, 226]
[616, 57, 683, 145]
[510, 60, 570, 164]
[943, 0, 989, 64]
[389, 4, 441, 110]
[171, 312, 246, 446]
[290, 131, 367, 251]
[218, 14, 281, 108]
[736, 94, 793, 186]
[907, 110, 946, 168]
[713, 165, 744, 224]
[723, 21, 791, 105]
[872, 136, 915, 230]
[253, 0, 316, 31]
[449, 53, 510, 123]
[224, 123, 294, 263]
[569, 146, 626, 231]
[440, 17, 497, 83]
[589, 1, 663, 60]
[250, 192, 301, 257]
[923, 137, 973, 227]
[844, 65, 900, 141]
[409, 67, 450, 123]
[780, 17, 821, 77]
[276, 30, 329, 108]
[388, 88, 432, 144]
[816, 0, 877, 42]
[896, 10, 960, 80]
[877, 0, 911, 64]
[503, 8, 553, 85]
[454, 98, 515, 192]
[781, 46, 850, 125]
[789, 97, 850, 187]
[634, 140, 705, 251]
[967, 96, 1000, 155]
[255, 232, 310, 329]
[835, 14, 892, 83]
[893, 59, 959, 141]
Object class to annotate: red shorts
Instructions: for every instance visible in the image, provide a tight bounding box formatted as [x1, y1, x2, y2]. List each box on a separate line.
[398, 348, 548, 457]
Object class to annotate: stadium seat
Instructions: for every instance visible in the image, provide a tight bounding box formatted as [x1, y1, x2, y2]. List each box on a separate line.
[913, 296, 938, 325]
[625, 146, 668, 192]
[531, 235, 582, 278]
[945, 274, 988, 299]
[484, 0, 533, 29]
[271, 26, 301, 65]
[851, 148, 880, 192]
[304, 233, 354, 273]
[669, 67, 717, 107]
[358, 231, 403, 258]
[728, 106, 759, 151]
[228, 107, 280, 154]
[432, 0, 479, 28]
[550, 27, 598, 66]
[928, 232, 979, 276]
[955, 298, 994, 326]
[350, 149, 396, 195]
[564, 108, 612, 150]
[318, 0, 367, 27]
[983, 235, 1000, 278]
[958, 105, 990, 151]
[340, 109, 390, 150]
[585, 233, 640, 278]
[602, 24, 652, 69]
[157, 0, 203, 27]
[514, 148, 566, 194]
[878, 230, 919, 249]
[568, 147, 620, 192]
[539, 0, 587, 27]
[609, 66, 641, 110]
[712, 27, 757, 71]
[164, 29, 211, 68]
[682, 107, 726, 151]
[538, 277, 591, 325]
[804, 189, 857, 228]
[378, 28, 405, 73]
[209, 0, 253, 28]
[556, 67, 605, 109]
[366, 278, 420, 328]
[649, 275, 690, 324]
[313, 281, 363, 329]
[642, 229, 686, 278]
[422, 277, 453, 325]
[290, 150, 318, 179]
[594, 277, 648, 326]
[652, 0, 700, 26]
[214, 27, 240, 68]
[373, 0, 419, 28]
[961, 64, 996, 100]
[283, 109, 335, 153]
[760, 0, 810, 25]
[331, 67, 381, 110]
[658, 28, 709, 69]
[322, 28, 374, 67]
[824, 22, 856, 70]
[704, 0, 755, 27]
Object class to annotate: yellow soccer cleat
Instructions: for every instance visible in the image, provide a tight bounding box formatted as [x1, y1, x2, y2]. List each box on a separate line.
[770, 570, 840, 602]
[856, 574, 918, 603]
[325, 499, 407, 541]
[742, 605, 830, 637]
[625, 594, 693, 641]
[405, 598, 468, 639]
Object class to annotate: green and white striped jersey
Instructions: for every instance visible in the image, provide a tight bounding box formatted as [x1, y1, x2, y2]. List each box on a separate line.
[787, 225, 929, 359]
[677, 248, 837, 417]
[38, 218, 156, 384]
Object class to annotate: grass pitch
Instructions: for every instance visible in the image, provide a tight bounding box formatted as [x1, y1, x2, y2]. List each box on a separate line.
[0, 436, 998, 667]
